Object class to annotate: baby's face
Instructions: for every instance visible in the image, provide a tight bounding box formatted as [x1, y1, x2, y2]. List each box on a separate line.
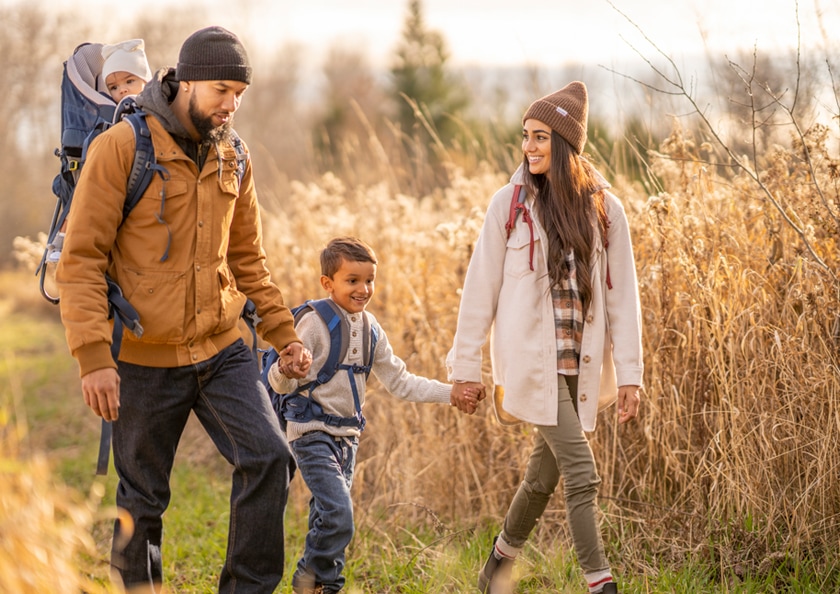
[105, 71, 146, 101]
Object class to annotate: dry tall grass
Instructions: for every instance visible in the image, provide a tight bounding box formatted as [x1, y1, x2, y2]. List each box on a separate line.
[7, 79, 838, 590]
[259, 115, 840, 582]
[0, 389, 115, 593]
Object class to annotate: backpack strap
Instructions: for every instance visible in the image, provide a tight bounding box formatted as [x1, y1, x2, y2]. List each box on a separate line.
[229, 132, 248, 189]
[123, 111, 171, 262]
[241, 298, 261, 359]
[270, 298, 370, 431]
[362, 314, 378, 372]
[505, 184, 614, 291]
[505, 184, 535, 271]
[96, 275, 145, 475]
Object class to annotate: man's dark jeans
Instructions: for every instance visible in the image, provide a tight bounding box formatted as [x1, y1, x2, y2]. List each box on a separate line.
[111, 339, 293, 593]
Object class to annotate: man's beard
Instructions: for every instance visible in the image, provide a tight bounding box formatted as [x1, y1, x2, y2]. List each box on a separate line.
[189, 93, 233, 143]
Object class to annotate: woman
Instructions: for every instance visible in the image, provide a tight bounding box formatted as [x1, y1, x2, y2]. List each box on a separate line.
[447, 81, 643, 594]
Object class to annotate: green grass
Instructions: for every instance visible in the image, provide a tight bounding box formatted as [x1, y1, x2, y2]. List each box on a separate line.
[3, 307, 840, 593]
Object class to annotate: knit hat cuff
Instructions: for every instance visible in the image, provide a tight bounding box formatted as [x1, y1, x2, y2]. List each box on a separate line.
[175, 63, 252, 84]
[176, 26, 252, 84]
[522, 81, 588, 155]
[523, 100, 586, 154]
[524, 99, 580, 128]
[101, 39, 152, 83]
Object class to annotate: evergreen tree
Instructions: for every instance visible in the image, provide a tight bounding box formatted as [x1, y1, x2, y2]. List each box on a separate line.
[389, 0, 469, 190]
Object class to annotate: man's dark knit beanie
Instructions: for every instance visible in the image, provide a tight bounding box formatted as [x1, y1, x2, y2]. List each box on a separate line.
[176, 26, 252, 84]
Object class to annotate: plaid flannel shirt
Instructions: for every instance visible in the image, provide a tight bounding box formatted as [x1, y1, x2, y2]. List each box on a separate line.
[552, 250, 584, 375]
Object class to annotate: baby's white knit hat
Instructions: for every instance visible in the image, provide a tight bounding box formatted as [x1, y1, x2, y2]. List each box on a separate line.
[101, 39, 152, 82]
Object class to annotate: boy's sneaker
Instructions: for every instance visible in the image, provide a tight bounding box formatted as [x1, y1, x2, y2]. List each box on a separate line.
[477, 536, 514, 593]
[292, 571, 339, 594]
[597, 583, 619, 594]
[291, 571, 315, 594]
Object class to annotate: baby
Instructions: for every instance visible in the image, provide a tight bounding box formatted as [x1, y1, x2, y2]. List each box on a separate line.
[46, 39, 153, 265]
[101, 38, 152, 103]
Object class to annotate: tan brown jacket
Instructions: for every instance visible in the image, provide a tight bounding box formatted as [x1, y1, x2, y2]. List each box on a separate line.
[57, 114, 298, 376]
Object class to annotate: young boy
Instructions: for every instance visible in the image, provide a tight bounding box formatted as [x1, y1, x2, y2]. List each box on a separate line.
[268, 236, 479, 594]
[101, 38, 152, 102]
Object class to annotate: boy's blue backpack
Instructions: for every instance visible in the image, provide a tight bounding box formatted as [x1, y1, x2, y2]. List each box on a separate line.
[260, 298, 379, 433]
[40, 42, 249, 475]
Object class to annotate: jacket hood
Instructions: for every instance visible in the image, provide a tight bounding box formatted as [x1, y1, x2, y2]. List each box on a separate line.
[135, 67, 194, 140]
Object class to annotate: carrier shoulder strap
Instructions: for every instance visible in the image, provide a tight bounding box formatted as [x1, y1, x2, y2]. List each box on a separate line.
[122, 110, 169, 221]
[229, 132, 248, 190]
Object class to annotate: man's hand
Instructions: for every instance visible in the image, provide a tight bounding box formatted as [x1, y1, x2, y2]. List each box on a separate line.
[450, 381, 486, 414]
[81, 367, 121, 421]
[278, 342, 312, 379]
[616, 385, 641, 424]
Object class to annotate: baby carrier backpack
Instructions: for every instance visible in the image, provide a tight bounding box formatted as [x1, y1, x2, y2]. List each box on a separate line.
[39, 42, 249, 475]
[37, 42, 164, 305]
[260, 299, 379, 433]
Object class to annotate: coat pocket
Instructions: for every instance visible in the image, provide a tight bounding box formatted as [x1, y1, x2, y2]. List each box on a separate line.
[503, 227, 539, 279]
[119, 268, 188, 343]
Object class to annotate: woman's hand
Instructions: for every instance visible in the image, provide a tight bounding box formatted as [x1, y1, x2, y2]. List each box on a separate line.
[616, 385, 640, 424]
[451, 381, 486, 414]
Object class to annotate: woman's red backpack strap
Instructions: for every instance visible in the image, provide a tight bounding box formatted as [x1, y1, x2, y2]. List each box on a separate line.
[505, 184, 535, 271]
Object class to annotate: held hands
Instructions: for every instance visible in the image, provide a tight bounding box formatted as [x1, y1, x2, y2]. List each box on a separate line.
[616, 385, 641, 424]
[277, 341, 313, 379]
[81, 367, 121, 421]
[450, 381, 487, 415]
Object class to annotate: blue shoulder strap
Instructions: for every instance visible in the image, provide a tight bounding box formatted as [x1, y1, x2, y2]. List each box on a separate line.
[229, 132, 248, 190]
[307, 298, 347, 386]
[266, 299, 371, 431]
[362, 313, 378, 373]
[259, 298, 344, 398]
[123, 111, 171, 261]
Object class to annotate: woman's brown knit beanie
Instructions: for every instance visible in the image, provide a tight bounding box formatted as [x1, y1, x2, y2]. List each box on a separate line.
[522, 81, 588, 154]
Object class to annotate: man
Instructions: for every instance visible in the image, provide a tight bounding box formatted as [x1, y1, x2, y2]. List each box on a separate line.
[56, 26, 311, 593]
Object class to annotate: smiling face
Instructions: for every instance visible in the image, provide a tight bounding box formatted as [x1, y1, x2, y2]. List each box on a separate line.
[183, 79, 248, 141]
[522, 118, 553, 177]
[105, 71, 146, 101]
[321, 258, 377, 314]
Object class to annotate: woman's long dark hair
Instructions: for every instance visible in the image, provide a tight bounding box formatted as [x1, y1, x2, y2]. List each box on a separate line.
[522, 130, 608, 312]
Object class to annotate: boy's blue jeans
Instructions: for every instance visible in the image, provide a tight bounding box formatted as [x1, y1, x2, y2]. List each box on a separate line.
[111, 339, 294, 594]
[291, 430, 359, 591]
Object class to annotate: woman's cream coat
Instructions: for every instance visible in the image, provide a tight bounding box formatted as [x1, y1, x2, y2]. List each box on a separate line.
[446, 166, 643, 432]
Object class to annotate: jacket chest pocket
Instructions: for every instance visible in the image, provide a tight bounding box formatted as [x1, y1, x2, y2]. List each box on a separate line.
[218, 152, 242, 197]
[503, 226, 539, 279]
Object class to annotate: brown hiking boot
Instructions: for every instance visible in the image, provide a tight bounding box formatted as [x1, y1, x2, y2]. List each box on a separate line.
[477, 536, 514, 593]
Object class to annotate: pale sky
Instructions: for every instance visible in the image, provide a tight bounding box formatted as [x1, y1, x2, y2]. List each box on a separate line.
[16, 0, 838, 69]
[257, 0, 838, 68]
